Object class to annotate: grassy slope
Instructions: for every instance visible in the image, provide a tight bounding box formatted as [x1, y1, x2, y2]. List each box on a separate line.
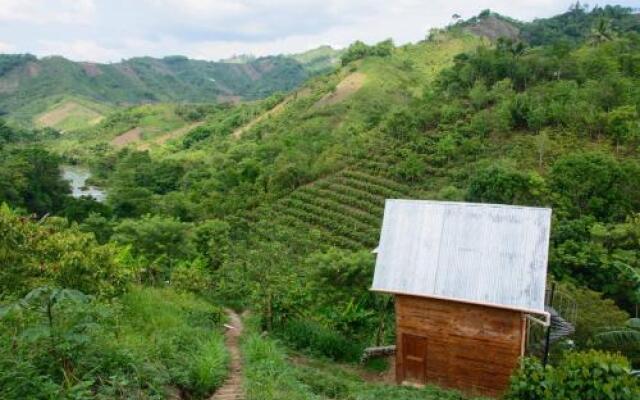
[0, 49, 338, 128]
[0, 286, 228, 399]
[48, 103, 202, 159]
[241, 315, 477, 400]
[233, 33, 482, 253]
[33, 96, 114, 132]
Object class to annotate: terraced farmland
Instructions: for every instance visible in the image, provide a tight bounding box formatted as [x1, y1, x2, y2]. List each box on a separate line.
[254, 165, 415, 253]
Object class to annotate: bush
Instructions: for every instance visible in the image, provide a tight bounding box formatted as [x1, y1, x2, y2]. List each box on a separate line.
[0, 286, 227, 399]
[506, 357, 553, 400]
[506, 351, 640, 400]
[556, 351, 638, 399]
[341, 39, 394, 65]
[549, 152, 640, 221]
[242, 333, 321, 400]
[466, 163, 544, 205]
[276, 319, 364, 362]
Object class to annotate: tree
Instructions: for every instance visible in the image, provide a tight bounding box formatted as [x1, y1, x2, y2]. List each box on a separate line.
[595, 318, 640, 366]
[0, 147, 71, 215]
[466, 163, 544, 205]
[112, 215, 193, 281]
[340, 39, 394, 66]
[0, 205, 134, 297]
[589, 18, 615, 45]
[549, 152, 640, 221]
[607, 105, 638, 152]
[192, 219, 231, 270]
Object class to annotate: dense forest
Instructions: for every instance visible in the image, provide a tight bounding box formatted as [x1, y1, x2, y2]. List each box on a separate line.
[1, 3, 640, 399]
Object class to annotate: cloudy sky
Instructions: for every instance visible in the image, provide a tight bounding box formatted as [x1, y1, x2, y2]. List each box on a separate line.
[0, 0, 636, 62]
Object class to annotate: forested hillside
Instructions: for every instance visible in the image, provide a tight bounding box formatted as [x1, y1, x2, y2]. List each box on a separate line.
[2, 4, 640, 399]
[0, 48, 340, 129]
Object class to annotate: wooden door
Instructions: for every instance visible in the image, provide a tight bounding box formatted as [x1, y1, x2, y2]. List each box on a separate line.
[402, 333, 428, 385]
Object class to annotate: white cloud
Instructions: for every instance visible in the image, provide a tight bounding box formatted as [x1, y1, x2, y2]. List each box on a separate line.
[0, 41, 15, 52]
[0, 0, 636, 62]
[38, 40, 121, 62]
[0, 0, 95, 24]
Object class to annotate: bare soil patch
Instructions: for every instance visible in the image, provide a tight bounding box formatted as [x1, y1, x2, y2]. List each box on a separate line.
[313, 72, 366, 109]
[81, 63, 103, 77]
[112, 127, 143, 148]
[231, 87, 312, 139]
[217, 95, 242, 104]
[138, 121, 205, 150]
[26, 62, 41, 77]
[36, 101, 103, 128]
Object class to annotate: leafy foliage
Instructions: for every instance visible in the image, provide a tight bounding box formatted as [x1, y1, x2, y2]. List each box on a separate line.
[0, 286, 227, 399]
[341, 40, 395, 66]
[0, 52, 335, 127]
[0, 147, 71, 215]
[506, 351, 640, 399]
[0, 205, 136, 298]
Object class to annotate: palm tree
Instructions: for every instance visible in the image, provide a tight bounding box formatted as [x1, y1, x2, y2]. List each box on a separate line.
[589, 18, 615, 45]
[595, 318, 640, 347]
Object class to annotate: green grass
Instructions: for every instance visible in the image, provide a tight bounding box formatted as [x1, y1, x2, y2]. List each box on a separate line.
[242, 317, 478, 400]
[0, 286, 229, 399]
[243, 333, 322, 400]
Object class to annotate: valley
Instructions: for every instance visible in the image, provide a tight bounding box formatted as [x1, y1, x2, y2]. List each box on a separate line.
[1, 4, 640, 400]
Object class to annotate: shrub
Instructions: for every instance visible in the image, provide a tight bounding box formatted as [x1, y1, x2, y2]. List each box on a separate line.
[549, 152, 640, 221]
[506, 351, 640, 400]
[505, 357, 553, 400]
[242, 333, 321, 400]
[341, 39, 394, 66]
[556, 351, 638, 399]
[276, 319, 364, 362]
[0, 286, 227, 399]
[466, 163, 544, 206]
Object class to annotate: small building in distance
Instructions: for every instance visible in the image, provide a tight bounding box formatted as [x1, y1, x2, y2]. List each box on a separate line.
[371, 200, 552, 397]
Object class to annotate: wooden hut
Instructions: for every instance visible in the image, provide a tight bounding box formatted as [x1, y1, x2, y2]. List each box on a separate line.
[371, 200, 552, 397]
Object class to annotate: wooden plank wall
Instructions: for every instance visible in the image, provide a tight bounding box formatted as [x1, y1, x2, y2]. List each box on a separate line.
[395, 294, 525, 398]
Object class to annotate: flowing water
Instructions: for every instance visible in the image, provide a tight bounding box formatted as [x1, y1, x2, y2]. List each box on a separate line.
[62, 165, 106, 202]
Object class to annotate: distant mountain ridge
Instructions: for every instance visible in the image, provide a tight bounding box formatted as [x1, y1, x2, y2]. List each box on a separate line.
[0, 47, 341, 126]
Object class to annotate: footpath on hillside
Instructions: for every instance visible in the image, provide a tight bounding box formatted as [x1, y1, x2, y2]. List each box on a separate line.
[210, 310, 244, 400]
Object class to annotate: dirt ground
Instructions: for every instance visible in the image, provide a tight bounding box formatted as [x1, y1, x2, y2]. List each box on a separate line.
[36, 101, 103, 128]
[313, 72, 366, 109]
[111, 127, 143, 148]
[210, 309, 244, 400]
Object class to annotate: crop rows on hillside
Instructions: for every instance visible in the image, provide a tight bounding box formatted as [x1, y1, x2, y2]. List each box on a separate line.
[253, 168, 414, 252]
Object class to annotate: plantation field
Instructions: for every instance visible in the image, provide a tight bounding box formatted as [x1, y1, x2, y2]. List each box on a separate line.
[35, 99, 106, 131]
[2, 5, 640, 400]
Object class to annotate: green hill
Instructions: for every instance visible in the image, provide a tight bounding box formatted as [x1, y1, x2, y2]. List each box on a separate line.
[2, 5, 640, 399]
[0, 48, 340, 128]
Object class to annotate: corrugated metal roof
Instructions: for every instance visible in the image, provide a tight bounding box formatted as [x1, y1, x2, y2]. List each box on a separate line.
[371, 200, 551, 314]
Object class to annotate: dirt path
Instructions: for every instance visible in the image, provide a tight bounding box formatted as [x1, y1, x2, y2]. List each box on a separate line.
[138, 121, 205, 150]
[210, 310, 244, 400]
[231, 87, 311, 139]
[313, 72, 366, 109]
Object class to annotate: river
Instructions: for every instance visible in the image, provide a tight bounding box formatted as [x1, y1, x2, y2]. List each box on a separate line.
[62, 165, 107, 202]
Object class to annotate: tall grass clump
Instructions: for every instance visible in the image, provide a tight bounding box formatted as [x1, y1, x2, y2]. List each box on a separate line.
[276, 319, 364, 362]
[0, 286, 228, 399]
[242, 333, 321, 400]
